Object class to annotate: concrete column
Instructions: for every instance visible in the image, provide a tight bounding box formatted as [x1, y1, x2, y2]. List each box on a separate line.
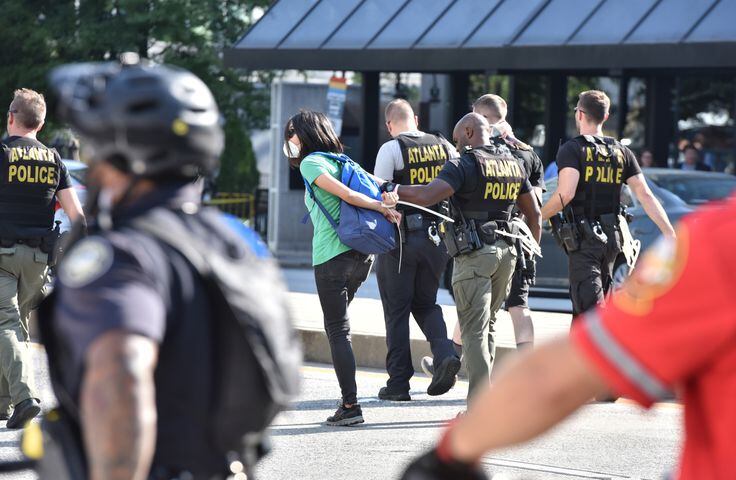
[645, 76, 675, 167]
[543, 73, 568, 167]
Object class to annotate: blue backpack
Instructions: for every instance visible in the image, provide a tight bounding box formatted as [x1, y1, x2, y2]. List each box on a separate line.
[303, 152, 397, 255]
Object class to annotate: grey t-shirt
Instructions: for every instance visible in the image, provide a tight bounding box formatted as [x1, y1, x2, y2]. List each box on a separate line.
[374, 130, 458, 181]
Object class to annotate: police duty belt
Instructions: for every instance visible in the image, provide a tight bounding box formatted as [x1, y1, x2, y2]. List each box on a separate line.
[386, 200, 455, 274]
[494, 218, 543, 259]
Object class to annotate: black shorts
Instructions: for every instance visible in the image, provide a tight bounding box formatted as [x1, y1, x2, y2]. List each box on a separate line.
[505, 269, 530, 309]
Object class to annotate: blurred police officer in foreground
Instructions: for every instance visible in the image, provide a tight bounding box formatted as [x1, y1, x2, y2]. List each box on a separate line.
[384, 113, 541, 402]
[0, 89, 84, 429]
[37, 54, 298, 480]
[401, 193, 736, 480]
[373, 99, 460, 401]
[542, 90, 674, 317]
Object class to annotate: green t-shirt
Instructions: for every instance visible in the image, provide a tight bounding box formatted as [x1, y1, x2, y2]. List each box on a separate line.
[300, 153, 351, 266]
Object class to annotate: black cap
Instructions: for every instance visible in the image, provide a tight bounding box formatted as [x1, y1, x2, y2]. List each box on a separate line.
[49, 53, 224, 178]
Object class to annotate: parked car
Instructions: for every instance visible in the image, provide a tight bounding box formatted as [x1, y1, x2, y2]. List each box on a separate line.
[441, 169, 736, 299]
[534, 169, 736, 296]
[54, 159, 88, 232]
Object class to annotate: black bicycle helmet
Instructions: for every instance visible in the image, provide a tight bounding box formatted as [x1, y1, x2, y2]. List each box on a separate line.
[49, 52, 224, 178]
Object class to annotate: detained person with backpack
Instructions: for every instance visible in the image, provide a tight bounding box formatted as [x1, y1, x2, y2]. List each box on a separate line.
[284, 111, 400, 426]
[33, 54, 301, 480]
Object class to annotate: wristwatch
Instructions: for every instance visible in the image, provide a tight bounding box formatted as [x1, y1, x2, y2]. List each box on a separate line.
[381, 182, 398, 193]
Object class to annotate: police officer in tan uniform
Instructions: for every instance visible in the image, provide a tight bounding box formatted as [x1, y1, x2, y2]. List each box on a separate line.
[0, 89, 84, 428]
[384, 113, 541, 401]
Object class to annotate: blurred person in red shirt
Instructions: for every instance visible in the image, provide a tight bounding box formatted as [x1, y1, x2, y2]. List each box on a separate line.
[401, 193, 736, 480]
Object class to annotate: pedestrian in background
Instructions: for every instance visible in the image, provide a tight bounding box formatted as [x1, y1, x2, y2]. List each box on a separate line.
[639, 148, 655, 168]
[0, 89, 84, 428]
[679, 144, 711, 171]
[285, 110, 399, 426]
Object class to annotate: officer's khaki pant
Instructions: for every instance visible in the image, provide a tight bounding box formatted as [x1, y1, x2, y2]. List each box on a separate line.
[452, 240, 516, 402]
[0, 245, 47, 412]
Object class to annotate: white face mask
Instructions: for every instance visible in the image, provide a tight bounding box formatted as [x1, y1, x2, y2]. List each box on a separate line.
[283, 140, 300, 159]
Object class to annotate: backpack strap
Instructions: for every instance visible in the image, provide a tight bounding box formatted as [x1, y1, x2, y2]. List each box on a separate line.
[302, 178, 339, 230]
[300, 152, 350, 230]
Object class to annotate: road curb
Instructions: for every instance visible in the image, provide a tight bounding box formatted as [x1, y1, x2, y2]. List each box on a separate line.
[296, 327, 517, 379]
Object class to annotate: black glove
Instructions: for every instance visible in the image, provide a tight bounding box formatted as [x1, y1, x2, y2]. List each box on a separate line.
[400, 449, 489, 480]
[522, 256, 536, 285]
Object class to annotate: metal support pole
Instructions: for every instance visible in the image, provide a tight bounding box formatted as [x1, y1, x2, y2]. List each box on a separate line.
[361, 71, 380, 172]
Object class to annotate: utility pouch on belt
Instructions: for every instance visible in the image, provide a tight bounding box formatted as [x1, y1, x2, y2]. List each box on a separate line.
[405, 213, 425, 232]
[550, 214, 580, 253]
[477, 221, 498, 245]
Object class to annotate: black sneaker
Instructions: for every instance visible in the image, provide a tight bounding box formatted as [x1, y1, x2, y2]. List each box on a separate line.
[325, 403, 364, 427]
[427, 356, 461, 396]
[6, 398, 40, 429]
[378, 386, 411, 402]
[420, 356, 435, 377]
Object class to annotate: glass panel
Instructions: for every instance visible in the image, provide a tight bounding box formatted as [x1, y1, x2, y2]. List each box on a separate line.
[625, 0, 716, 44]
[280, 0, 362, 48]
[569, 0, 656, 45]
[417, 0, 502, 48]
[237, 0, 320, 48]
[515, 0, 599, 46]
[465, 0, 547, 47]
[323, 0, 408, 49]
[368, 0, 451, 48]
[674, 77, 736, 172]
[686, 0, 736, 42]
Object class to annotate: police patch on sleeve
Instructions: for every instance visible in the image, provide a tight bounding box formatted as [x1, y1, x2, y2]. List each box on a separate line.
[59, 237, 115, 288]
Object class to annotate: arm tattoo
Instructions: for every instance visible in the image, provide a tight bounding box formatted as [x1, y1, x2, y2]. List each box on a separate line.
[81, 332, 158, 480]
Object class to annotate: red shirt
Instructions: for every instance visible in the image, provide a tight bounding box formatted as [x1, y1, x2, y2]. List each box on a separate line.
[571, 194, 736, 480]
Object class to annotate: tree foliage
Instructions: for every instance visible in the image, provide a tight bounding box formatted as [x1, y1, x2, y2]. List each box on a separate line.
[0, 0, 271, 191]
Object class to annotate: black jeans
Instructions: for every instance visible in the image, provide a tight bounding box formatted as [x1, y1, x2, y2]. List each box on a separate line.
[568, 223, 622, 317]
[314, 250, 373, 405]
[376, 231, 455, 393]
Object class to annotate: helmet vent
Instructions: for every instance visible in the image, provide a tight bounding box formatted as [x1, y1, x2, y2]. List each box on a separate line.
[128, 100, 158, 113]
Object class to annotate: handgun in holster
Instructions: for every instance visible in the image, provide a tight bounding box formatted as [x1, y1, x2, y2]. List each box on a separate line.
[442, 218, 483, 258]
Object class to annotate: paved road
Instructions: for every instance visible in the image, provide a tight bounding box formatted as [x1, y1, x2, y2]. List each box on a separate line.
[257, 364, 682, 480]
[0, 354, 681, 480]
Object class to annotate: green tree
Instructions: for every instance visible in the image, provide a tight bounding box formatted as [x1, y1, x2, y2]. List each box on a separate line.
[0, 0, 271, 192]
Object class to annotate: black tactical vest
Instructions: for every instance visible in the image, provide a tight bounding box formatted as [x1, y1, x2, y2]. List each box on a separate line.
[394, 133, 450, 215]
[454, 141, 526, 221]
[394, 133, 449, 186]
[0, 136, 64, 239]
[569, 135, 625, 218]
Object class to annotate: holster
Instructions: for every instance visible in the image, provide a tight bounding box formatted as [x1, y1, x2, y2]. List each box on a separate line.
[35, 409, 87, 480]
[441, 219, 483, 258]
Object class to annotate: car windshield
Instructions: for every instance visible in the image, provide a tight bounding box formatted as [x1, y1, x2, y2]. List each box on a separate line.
[648, 175, 736, 206]
[66, 166, 87, 185]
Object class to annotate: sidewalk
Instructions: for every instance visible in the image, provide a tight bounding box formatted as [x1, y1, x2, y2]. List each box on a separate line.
[283, 268, 572, 376]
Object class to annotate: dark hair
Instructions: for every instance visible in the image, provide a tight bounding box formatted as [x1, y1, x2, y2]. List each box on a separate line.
[682, 143, 700, 155]
[284, 110, 343, 168]
[577, 90, 610, 124]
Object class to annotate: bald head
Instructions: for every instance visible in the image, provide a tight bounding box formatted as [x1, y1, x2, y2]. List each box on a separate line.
[453, 113, 491, 150]
[385, 99, 418, 137]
